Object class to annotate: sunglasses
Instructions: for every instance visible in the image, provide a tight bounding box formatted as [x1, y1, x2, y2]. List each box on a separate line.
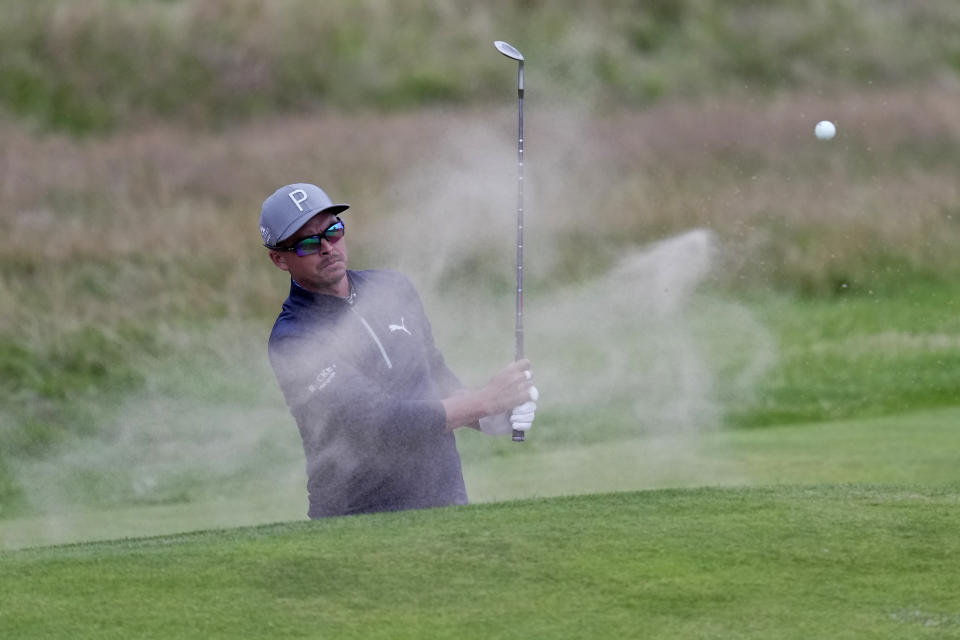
[275, 219, 345, 257]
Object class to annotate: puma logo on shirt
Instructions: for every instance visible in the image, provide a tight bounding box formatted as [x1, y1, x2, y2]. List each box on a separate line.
[389, 317, 412, 336]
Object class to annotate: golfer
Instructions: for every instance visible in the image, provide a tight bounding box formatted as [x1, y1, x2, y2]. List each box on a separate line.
[260, 183, 538, 518]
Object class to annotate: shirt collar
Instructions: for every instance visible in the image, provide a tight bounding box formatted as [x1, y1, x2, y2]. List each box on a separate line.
[289, 272, 356, 306]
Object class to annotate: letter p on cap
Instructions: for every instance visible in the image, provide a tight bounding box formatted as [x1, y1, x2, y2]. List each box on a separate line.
[288, 188, 308, 212]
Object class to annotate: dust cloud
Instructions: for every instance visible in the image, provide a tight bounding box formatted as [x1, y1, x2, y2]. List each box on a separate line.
[378, 117, 777, 499]
[2, 112, 776, 547]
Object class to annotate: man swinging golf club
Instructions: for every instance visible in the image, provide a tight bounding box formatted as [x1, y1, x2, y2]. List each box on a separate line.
[260, 183, 539, 518]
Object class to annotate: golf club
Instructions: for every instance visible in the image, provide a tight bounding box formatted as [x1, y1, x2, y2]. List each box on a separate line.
[494, 40, 526, 443]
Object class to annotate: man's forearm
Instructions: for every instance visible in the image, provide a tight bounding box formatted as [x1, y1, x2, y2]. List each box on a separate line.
[441, 390, 486, 431]
[440, 360, 535, 431]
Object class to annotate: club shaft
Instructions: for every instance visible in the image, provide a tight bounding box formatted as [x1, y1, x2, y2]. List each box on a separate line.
[515, 93, 524, 361]
[513, 63, 525, 443]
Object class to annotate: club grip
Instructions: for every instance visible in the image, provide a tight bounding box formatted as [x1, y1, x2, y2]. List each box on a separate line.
[512, 429, 525, 442]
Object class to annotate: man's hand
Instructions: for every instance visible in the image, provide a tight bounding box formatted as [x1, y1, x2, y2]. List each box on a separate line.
[477, 359, 536, 415]
[443, 360, 537, 431]
[510, 397, 537, 432]
[478, 390, 538, 436]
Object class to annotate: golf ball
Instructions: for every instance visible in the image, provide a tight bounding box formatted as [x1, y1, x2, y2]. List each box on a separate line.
[815, 120, 836, 140]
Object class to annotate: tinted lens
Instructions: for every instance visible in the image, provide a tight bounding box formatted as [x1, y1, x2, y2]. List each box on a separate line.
[294, 236, 322, 257]
[324, 220, 345, 242]
[293, 220, 345, 256]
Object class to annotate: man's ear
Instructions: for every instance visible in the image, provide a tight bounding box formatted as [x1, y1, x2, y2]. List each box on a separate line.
[269, 250, 291, 272]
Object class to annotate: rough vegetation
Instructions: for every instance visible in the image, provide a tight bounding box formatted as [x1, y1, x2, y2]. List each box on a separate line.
[2, 0, 960, 517]
[2, 0, 959, 132]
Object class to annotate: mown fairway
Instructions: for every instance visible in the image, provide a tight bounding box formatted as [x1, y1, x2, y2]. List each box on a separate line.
[3, 405, 959, 550]
[2, 485, 959, 639]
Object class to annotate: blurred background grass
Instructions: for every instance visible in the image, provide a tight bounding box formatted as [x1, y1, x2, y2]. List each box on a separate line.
[2, 0, 960, 519]
[3, 0, 959, 133]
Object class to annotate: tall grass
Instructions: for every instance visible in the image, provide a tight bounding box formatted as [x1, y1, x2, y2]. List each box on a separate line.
[2, 86, 959, 510]
[4, 0, 960, 516]
[3, 87, 958, 324]
[1, 0, 959, 132]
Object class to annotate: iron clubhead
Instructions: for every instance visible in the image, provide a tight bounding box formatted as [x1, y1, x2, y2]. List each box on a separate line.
[494, 40, 524, 61]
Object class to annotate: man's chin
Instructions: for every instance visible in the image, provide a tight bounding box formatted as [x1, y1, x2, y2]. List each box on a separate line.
[317, 265, 348, 290]
[322, 264, 346, 280]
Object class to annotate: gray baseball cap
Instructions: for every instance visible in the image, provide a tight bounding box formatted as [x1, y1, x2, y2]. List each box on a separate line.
[259, 183, 350, 248]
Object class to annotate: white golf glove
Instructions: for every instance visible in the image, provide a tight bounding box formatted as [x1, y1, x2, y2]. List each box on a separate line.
[478, 386, 539, 435]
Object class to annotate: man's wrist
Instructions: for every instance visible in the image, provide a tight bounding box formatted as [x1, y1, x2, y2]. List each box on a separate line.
[441, 392, 485, 431]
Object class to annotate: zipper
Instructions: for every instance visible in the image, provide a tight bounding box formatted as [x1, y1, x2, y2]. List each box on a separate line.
[351, 306, 393, 369]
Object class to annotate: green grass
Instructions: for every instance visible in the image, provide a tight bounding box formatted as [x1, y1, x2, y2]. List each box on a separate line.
[463, 406, 960, 503]
[723, 283, 960, 426]
[3, 0, 959, 132]
[2, 485, 959, 639]
[3, 278, 960, 519]
[3, 82, 960, 509]
[4, 405, 958, 550]
[3, 3, 960, 634]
